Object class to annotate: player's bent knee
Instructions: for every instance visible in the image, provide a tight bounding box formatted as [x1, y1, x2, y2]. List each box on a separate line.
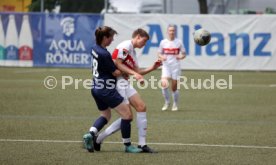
[101, 111, 111, 121]
[161, 79, 169, 88]
[120, 109, 133, 120]
[121, 113, 133, 120]
[172, 86, 177, 92]
[136, 104, 146, 112]
[171, 80, 178, 91]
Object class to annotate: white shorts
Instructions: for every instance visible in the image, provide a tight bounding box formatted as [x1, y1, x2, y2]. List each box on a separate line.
[161, 64, 181, 80]
[116, 78, 137, 104]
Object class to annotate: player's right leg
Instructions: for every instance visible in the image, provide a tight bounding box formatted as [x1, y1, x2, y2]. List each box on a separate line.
[161, 65, 172, 111]
[114, 102, 142, 153]
[129, 93, 157, 153]
[161, 77, 170, 111]
[104, 89, 140, 153]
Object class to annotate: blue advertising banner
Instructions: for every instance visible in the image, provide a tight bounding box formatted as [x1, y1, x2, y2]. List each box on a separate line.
[0, 12, 103, 68]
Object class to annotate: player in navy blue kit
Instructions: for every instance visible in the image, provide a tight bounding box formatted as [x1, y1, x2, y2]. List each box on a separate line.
[83, 26, 142, 153]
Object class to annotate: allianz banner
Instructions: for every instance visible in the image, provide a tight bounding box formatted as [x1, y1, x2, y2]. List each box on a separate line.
[105, 14, 276, 71]
[0, 13, 102, 68]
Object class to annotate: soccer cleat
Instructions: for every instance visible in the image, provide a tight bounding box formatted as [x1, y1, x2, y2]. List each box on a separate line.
[83, 133, 94, 152]
[125, 145, 143, 153]
[171, 104, 178, 111]
[138, 145, 158, 153]
[93, 135, 101, 151]
[162, 103, 169, 111]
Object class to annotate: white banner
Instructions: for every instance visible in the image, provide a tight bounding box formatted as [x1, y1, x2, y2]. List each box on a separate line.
[105, 14, 276, 71]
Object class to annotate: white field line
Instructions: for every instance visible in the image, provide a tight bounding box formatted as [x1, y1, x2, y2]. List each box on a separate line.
[0, 139, 275, 150]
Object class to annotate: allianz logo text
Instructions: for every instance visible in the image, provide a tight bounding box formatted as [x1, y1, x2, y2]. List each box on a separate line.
[143, 24, 271, 57]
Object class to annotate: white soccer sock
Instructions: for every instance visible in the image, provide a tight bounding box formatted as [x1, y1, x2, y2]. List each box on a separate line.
[89, 127, 98, 134]
[162, 88, 170, 104]
[172, 90, 179, 105]
[96, 118, 121, 144]
[136, 112, 147, 146]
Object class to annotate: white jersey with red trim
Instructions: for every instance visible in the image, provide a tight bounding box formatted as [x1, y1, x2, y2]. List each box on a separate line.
[112, 40, 138, 70]
[158, 38, 185, 66]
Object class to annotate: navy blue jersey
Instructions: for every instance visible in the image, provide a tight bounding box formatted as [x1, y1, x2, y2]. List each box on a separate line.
[91, 44, 117, 89]
[90, 44, 123, 110]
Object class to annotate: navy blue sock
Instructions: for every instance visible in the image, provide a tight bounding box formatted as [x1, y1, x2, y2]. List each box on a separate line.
[92, 116, 108, 132]
[121, 119, 131, 146]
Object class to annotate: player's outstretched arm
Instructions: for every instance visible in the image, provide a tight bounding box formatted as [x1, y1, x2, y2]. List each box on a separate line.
[115, 58, 144, 81]
[136, 60, 162, 75]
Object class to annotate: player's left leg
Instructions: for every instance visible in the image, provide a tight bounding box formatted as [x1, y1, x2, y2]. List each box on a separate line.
[171, 79, 179, 111]
[95, 84, 131, 150]
[89, 109, 111, 134]
[171, 67, 181, 111]
[129, 93, 157, 153]
[84, 109, 111, 152]
[96, 118, 121, 144]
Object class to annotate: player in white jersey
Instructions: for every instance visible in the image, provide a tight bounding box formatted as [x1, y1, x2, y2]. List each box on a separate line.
[158, 24, 186, 111]
[112, 40, 140, 101]
[93, 28, 161, 153]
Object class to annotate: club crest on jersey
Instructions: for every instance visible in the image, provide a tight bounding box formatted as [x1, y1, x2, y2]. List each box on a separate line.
[122, 49, 128, 57]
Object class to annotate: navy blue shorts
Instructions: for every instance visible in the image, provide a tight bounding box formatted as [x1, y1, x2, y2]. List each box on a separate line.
[91, 88, 124, 111]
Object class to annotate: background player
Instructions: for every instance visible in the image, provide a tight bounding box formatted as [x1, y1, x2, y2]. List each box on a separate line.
[83, 26, 142, 153]
[158, 24, 186, 111]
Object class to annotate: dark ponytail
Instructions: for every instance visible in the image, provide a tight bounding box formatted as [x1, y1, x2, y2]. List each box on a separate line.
[95, 26, 117, 45]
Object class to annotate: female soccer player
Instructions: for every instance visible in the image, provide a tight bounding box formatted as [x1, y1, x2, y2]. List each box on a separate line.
[93, 28, 161, 153]
[158, 24, 186, 111]
[83, 26, 142, 153]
